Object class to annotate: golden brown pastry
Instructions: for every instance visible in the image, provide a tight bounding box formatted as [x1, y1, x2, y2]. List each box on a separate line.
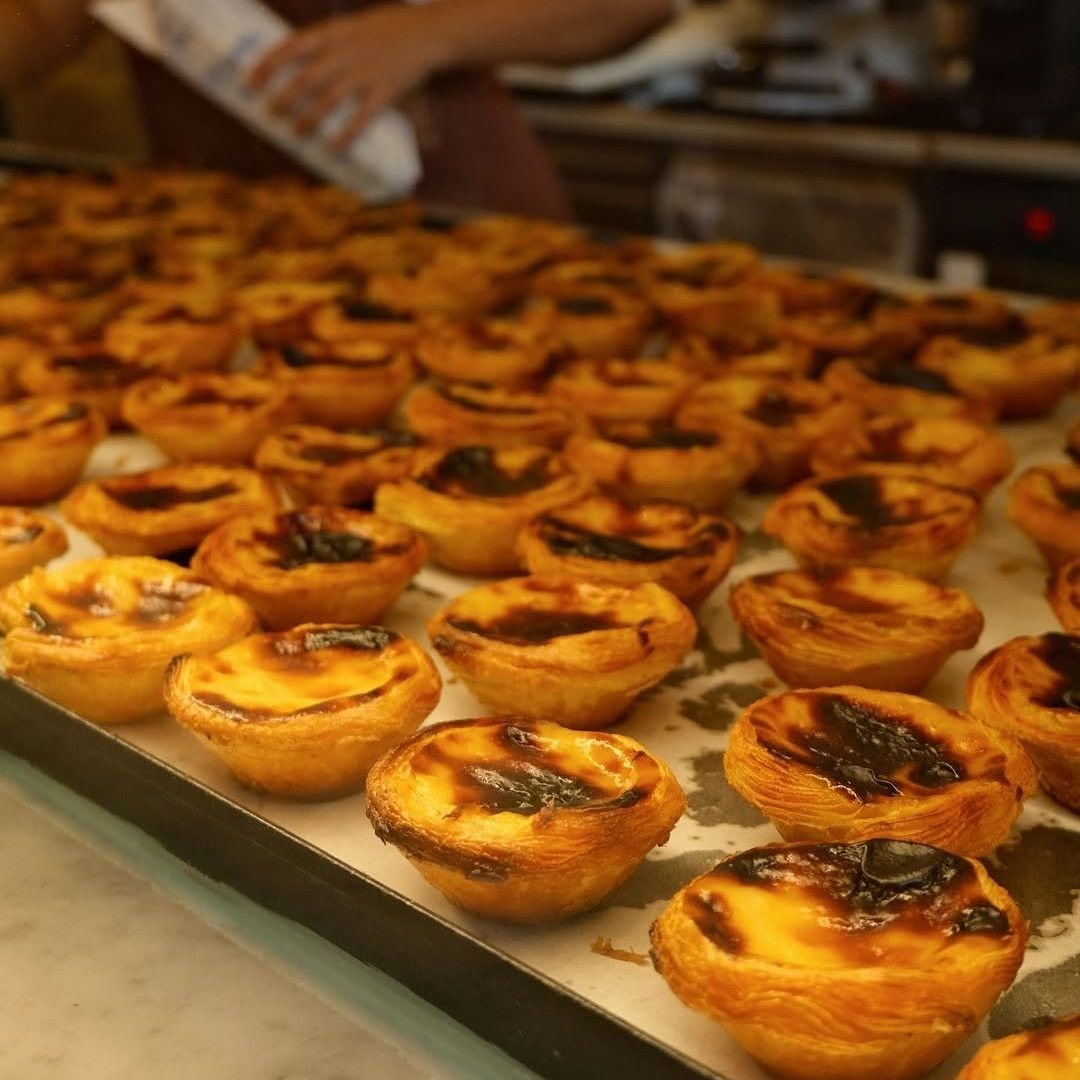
[648, 283, 779, 345]
[121, 373, 296, 464]
[192, 507, 424, 630]
[746, 267, 875, 315]
[61, 463, 282, 557]
[365, 716, 685, 922]
[780, 309, 919, 369]
[103, 297, 240, 375]
[334, 227, 445, 278]
[650, 838, 1027, 1080]
[1069, 418, 1080, 464]
[531, 288, 653, 360]
[366, 249, 512, 320]
[427, 576, 696, 727]
[676, 375, 862, 488]
[230, 279, 347, 347]
[725, 687, 1035, 855]
[666, 335, 815, 380]
[810, 415, 1014, 497]
[310, 295, 419, 348]
[763, 472, 981, 580]
[1008, 464, 1080, 569]
[640, 241, 759, 295]
[164, 624, 440, 798]
[881, 289, 1013, 337]
[251, 338, 414, 428]
[16, 341, 155, 427]
[518, 494, 738, 607]
[0, 508, 68, 585]
[547, 358, 697, 424]
[967, 633, 1080, 811]
[564, 418, 760, 511]
[1048, 557, 1080, 632]
[0, 556, 256, 723]
[1028, 300, 1080, 343]
[956, 1014, 1080, 1079]
[822, 357, 998, 423]
[254, 424, 421, 507]
[730, 566, 983, 692]
[415, 314, 556, 387]
[0, 397, 107, 503]
[916, 322, 1079, 420]
[375, 445, 589, 575]
[403, 382, 575, 449]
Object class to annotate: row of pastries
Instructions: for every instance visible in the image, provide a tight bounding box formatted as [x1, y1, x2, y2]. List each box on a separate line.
[1, 169, 1077, 1080]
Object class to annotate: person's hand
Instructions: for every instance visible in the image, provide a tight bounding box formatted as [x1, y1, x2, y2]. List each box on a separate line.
[248, 6, 448, 150]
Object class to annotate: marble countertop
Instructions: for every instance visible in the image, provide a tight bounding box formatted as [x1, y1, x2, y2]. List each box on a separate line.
[1, 750, 540, 1080]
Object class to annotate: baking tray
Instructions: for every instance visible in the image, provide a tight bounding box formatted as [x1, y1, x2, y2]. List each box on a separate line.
[2, 410, 1080, 1080]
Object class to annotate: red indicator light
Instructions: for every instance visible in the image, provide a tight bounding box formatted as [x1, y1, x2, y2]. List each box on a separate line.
[1023, 207, 1056, 241]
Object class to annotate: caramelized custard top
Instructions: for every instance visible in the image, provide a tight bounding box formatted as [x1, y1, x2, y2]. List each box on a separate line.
[684, 839, 1015, 969]
[812, 474, 977, 531]
[0, 398, 92, 441]
[418, 446, 558, 499]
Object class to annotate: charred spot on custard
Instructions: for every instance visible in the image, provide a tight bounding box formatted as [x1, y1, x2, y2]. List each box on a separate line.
[869, 360, 957, 396]
[606, 424, 717, 450]
[103, 480, 239, 511]
[297, 626, 397, 653]
[556, 295, 614, 316]
[177, 387, 262, 409]
[433, 384, 538, 416]
[340, 298, 411, 323]
[951, 319, 1028, 349]
[268, 512, 376, 569]
[135, 579, 205, 623]
[685, 890, 744, 954]
[448, 607, 626, 645]
[0, 401, 90, 441]
[422, 446, 553, 498]
[541, 518, 690, 564]
[818, 475, 920, 530]
[1052, 483, 1080, 511]
[1034, 633, 1080, 711]
[745, 390, 815, 428]
[756, 693, 964, 802]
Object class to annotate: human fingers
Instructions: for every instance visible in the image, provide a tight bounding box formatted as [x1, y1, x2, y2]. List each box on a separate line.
[330, 88, 389, 151]
[293, 78, 359, 137]
[267, 54, 342, 118]
[248, 25, 329, 89]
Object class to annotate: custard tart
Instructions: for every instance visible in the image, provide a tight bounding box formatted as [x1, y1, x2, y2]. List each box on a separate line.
[1048, 557, 1080, 632]
[780, 310, 919, 369]
[16, 341, 155, 427]
[967, 633, 1080, 812]
[675, 375, 861, 488]
[192, 507, 425, 630]
[61, 463, 282, 557]
[230, 279, 347, 347]
[666, 335, 815, 380]
[730, 566, 983, 692]
[254, 424, 421, 508]
[725, 687, 1034, 855]
[547, 359, 697, 424]
[366, 250, 512, 320]
[822, 357, 998, 423]
[531, 289, 653, 360]
[427, 576, 696, 728]
[1027, 300, 1080, 344]
[647, 283, 780, 346]
[641, 241, 758, 295]
[0, 556, 256, 723]
[374, 445, 589, 575]
[882, 289, 1013, 337]
[121, 373, 296, 464]
[957, 1014, 1080, 1079]
[415, 315, 556, 388]
[403, 382, 575, 449]
[650, 839, 1027, 1080]
[365, 716, 685, 923]
[916, 322, 1079, 420]
[0, 397, 107, 503]
[310, 295, 419, 348]
[1008, 464, 1080, 569]
[746, 267, 875, 315]
[564, 419, 760, 511]
[763, 472, 982, 580]
[518, 495, 738, 607]
[164, 624, 440, 798]
[252, 338, 414, 429]
[102, 298, 240, 375]
[810, 415, 1014, 497]
[1069, 418, 1080, 464]
[0, 509, 68, 586]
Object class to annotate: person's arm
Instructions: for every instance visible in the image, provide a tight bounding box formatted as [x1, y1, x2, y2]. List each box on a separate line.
[0, 0, 89, 89]
[249, 0, 677, 148]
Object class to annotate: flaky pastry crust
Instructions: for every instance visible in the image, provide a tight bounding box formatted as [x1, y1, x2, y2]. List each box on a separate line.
[1048, 557, 1080, 632]
[1028, 300, 1080, 344]
[518, 494, 738, 607]
[403, 382, 575, 449]
[374, 445, 589, 575]
[564, 419, 760, 511]
[366, 716, 685, 922]
[415, 314, 556, 387]
[427, 576, 695, 727]
[254, 424, 421, 507]
[192, 507, 425, 630]
[0, 556, 256, 723]
[102, 299, 240, 375]
[121, 373, 296, 463]
[164, 624, 440, 798]
[956, 1014, 1080, 1079]
[967, 633, 1080, 811]
[650, 839, 1027, 1080]
[763, 472, 981, 580]
[252, 338, 414, 428]
[309, 295, 419, 348]
[1008, 464, 1080, 569]
[230, 279, 347, 347]
[0, 508, 68, 585]
[529, 289, 653, 359]
[730, 566, 984, 692]
[665, 335, 815, 380]
[0, 397, 107, 502]
[61, 463, 282, 556]
[548, 358, 697, 423]
[725, 687, 1034, 854]
[810, 415, 1014, 497]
